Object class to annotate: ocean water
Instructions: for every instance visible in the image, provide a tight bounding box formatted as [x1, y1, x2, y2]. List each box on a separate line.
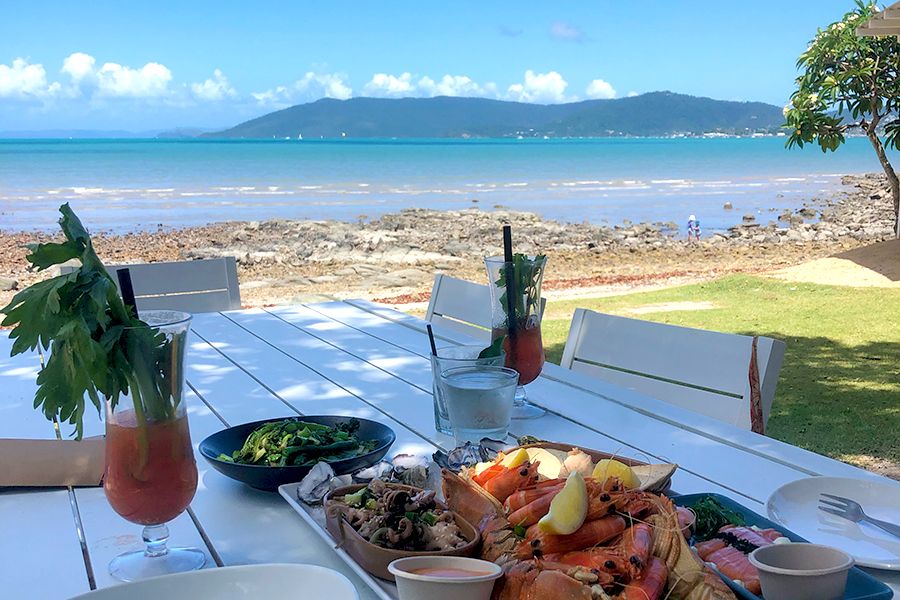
[0, 137, 892, 233]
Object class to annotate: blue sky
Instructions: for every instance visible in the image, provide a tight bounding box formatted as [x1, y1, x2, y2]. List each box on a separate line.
[0, 1, 867, 131]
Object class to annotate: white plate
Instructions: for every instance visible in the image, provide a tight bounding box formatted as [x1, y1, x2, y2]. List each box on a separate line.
[767, 476, 900, 570]
[69, 563, 359, 600]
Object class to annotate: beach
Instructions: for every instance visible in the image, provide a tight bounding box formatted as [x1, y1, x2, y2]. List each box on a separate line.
[1, 173, 895, 311]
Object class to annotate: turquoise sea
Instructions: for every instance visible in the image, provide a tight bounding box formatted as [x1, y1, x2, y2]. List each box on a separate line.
[0, 137, 893, 233]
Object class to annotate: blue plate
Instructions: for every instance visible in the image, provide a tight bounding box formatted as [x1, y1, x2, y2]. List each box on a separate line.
[673, 493, 893, 600]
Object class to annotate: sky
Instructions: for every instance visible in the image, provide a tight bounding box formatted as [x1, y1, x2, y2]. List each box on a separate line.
[0, 1, 870, 132]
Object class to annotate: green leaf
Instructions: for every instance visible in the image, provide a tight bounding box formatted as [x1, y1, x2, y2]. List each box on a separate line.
[1, 203, 177, 439]
[24, 242, 82, 271]
[479, 335, 506, 359]
[58, 203, 91, 246]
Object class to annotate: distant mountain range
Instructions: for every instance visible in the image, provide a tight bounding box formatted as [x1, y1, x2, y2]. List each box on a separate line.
[204, 92, 785, 139]
[0, 129, 162, 139]
[0, 127, 218, 139]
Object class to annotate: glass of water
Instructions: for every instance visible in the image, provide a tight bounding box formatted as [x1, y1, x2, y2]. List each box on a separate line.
[430, 345, 506, 435]
[439, 366, 519, 444]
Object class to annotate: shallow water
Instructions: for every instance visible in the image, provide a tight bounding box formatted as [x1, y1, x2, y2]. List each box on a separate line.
[0, 137, 892, 232]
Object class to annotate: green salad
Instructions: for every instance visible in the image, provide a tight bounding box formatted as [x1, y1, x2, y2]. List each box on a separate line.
[690, 496, 746, 541]
[218, 418, 378, 467]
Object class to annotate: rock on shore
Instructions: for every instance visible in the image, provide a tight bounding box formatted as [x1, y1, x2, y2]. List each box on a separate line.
[181, 172, 895, 266]
[723, 174, 896, 245]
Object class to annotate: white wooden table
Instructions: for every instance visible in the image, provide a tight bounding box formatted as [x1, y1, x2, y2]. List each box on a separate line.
[1, 300, 898, 599]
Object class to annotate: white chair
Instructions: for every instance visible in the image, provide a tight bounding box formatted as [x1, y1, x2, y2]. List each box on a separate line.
[559, 309, 786, 433]
[425, 274, 549, 344]
[62, 257, 241, 313]
[425, 274, 494, 342]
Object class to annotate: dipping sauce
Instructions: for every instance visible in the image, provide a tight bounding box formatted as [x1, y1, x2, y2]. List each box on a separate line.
[408, 567, 492, 578]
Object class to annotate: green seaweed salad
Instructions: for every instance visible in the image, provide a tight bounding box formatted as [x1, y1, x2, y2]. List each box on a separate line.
[690, 496, 746, 541]
[219, 418, 377, 467]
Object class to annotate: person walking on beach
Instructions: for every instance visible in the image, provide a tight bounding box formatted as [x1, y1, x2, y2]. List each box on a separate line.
[687, 214, 701, 242]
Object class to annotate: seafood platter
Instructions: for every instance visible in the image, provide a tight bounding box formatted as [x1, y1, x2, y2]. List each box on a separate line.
[279, 439, 893, 600]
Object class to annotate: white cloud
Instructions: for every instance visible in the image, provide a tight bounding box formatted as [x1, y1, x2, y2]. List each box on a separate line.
[363, 72, 416, 97]
[251, 86, 289, 106]
[60, 53, 179, 101]
[191, 69, 236, 101]
[417, 74, 496, 98]
[550, 21, 584, 41]
[627, 91, 640, 97]
[252, 71, 352, 107]
[296, 71, 352, 100]
[506, 70, 569, 104]
[61, 52, 96, 82]
[585, 78, 616, 99]
[0, 58, 57, 98]
[95, 61, 172, 97]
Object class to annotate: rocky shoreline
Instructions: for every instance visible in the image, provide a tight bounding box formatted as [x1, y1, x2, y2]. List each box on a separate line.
[0, 173, 896, 308]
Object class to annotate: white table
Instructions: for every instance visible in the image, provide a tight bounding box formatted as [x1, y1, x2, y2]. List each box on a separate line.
[1, 300, 897, 598]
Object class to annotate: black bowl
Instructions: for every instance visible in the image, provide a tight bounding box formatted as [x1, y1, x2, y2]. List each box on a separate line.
[199, 415, 396, 491]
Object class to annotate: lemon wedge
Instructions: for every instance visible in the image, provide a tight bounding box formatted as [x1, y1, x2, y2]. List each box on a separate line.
[500, 448, 530, 469]
[537, 471, 588, 534]
[591, 458, 640, 489]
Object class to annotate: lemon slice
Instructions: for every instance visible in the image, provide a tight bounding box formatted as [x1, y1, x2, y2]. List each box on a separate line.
[591, 458, 640, 489]
[500, 448, 530, 469]
[537, 471, 588, 534]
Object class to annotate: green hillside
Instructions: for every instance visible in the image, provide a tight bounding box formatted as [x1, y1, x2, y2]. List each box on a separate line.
[205, 92, 784, 139]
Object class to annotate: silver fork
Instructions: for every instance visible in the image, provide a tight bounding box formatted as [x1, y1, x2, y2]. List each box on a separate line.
[819, 493, 900, 539]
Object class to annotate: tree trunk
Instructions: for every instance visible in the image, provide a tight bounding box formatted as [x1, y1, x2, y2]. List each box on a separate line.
[865, 126, 900, 237]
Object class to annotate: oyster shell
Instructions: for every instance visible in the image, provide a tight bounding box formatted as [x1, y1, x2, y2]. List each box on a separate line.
[354, 454, 432, 489]
[433, 438, 513, 470]
[353, 461, 394, 483]
[389, 454, 430, 489]
[297, 462, 353, 504]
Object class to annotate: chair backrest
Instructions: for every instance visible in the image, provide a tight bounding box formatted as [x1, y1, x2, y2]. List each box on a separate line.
[559, 309, 786, 431]
[425, 274, 494, 342]
[62, 257, 241, 313]
[425, 274, 548, 344]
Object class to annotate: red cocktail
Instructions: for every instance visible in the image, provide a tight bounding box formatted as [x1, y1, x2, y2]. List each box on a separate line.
[492, 320, 545, 386]
[104, 411, 197, 525]
[103, 310, 205, 582]
[485, 254, 548, 419]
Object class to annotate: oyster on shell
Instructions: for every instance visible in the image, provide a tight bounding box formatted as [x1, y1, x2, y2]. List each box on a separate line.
[297, 462, 353, 504]
[433, 438, 513, 470]
[353, 454, 432, 488]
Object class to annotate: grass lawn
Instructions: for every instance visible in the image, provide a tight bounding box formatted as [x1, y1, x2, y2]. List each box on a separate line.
[540, 274, 900, 472]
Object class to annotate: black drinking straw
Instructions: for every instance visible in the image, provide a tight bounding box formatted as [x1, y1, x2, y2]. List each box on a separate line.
[426, 323, 438, 356]
[116, 268, 140, 319]
[502, 225, 518, 343]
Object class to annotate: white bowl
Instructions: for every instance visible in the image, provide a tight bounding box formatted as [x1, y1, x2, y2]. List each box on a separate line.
[749, 543, 853, 600]
[69, 564, 359, 600]
[388, 556, 502, 600]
